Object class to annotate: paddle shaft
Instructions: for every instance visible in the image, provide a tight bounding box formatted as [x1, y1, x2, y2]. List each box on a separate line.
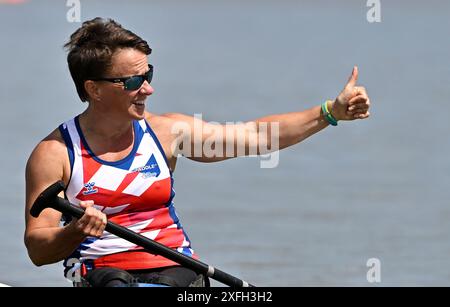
[51, 196, 253, 287]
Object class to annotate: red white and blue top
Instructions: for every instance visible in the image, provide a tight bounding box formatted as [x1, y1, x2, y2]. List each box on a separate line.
[59, 116, 197, 274]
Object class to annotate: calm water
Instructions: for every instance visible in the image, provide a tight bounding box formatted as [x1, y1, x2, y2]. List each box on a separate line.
[0, 0, 449, 286]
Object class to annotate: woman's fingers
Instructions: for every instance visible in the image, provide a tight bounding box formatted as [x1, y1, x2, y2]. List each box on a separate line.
[75, 201, 107, 238]
[94, 210, 107, 237]
[348, 94, 369, 107]
[347, 106, 369, 115]
[80, 206, 97, 235]
[79, 200, 95, 208]
[85, 208, 106, 237]
[347, 93, 370, 113]
[353, 111, 370, 119]
[338, 81, 371, 120]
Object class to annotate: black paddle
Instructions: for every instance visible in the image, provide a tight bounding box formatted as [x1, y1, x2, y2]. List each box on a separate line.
[30, 181, 254, 287]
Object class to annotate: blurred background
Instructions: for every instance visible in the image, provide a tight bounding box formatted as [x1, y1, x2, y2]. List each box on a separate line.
[0, 0, 449, 286]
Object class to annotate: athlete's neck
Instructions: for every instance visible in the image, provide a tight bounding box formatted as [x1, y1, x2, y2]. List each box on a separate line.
[78, 108, 134, 141]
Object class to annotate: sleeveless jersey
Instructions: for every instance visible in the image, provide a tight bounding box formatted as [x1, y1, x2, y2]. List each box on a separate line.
[58, 115, 197, 274]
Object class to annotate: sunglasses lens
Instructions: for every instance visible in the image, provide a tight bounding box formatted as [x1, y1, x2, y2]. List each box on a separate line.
[124, 76, 145, 91]
[123, 66, 153, 90]
[147, 68, 153, 84]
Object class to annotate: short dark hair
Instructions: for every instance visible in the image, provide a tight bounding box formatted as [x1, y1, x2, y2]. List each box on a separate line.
[64, 17, 152, 102]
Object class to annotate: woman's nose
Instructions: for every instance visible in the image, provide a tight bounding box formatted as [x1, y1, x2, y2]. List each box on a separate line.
[139, 81, 154, 95]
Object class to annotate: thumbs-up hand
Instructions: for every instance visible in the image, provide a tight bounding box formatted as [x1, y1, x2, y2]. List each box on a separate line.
[329, 66, 371, 121]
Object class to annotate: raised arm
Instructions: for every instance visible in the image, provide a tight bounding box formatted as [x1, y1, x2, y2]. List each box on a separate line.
[252, 66, 370, 149]
[164, 66, 370, 163]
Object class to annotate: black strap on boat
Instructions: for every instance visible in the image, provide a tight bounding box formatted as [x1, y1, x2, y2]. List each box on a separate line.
[83, 267, 210, 287]
[85, 268, 136, 287]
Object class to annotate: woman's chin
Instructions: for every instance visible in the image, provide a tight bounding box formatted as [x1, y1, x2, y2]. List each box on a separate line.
[129, 106, 146, 120]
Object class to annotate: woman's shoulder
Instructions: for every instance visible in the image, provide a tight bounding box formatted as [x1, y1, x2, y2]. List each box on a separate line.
[32, 128, 67, 157]
[26, 128, 68, 184]
[144, 111, 191, 128]
[28, 128, 67, 164]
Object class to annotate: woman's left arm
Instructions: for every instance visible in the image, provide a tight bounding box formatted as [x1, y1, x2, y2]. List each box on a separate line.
[253, 66, 370, 151]
[164, 66, 370, 162]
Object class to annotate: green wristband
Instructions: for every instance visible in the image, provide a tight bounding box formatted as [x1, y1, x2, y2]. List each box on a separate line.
[321, 101, 338, 126]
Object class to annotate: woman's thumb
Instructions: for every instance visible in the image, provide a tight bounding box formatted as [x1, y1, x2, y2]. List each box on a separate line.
[346, 66, 359, 88]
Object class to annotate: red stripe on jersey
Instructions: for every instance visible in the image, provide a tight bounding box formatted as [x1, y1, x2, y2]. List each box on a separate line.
[131, 177, 172, 209]
[80, 142, 102, 183]
[153, 228, 185, 248]
[108, 171, 139, 204]
[92, 250, 199, 271]
[139, 209, 175, 233]
[75, 177, 172, 216]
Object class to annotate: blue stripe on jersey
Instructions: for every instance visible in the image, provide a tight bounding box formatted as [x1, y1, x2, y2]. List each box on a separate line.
[168, 203, 193, 250]
[58, 123, 74, 180]
[167, 203, 180, 226]
[182, 247, 193, 257]
[144, 120, 170, 169]
[74, 116, 143, 170]
[139, 154, 161, 177]
[167, 178, 193, 247]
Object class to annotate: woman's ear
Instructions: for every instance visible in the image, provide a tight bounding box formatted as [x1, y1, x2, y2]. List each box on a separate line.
[84, 80, 100, 102]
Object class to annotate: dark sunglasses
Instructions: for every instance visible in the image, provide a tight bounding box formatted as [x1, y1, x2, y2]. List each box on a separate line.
[93, 64, 153, 91]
